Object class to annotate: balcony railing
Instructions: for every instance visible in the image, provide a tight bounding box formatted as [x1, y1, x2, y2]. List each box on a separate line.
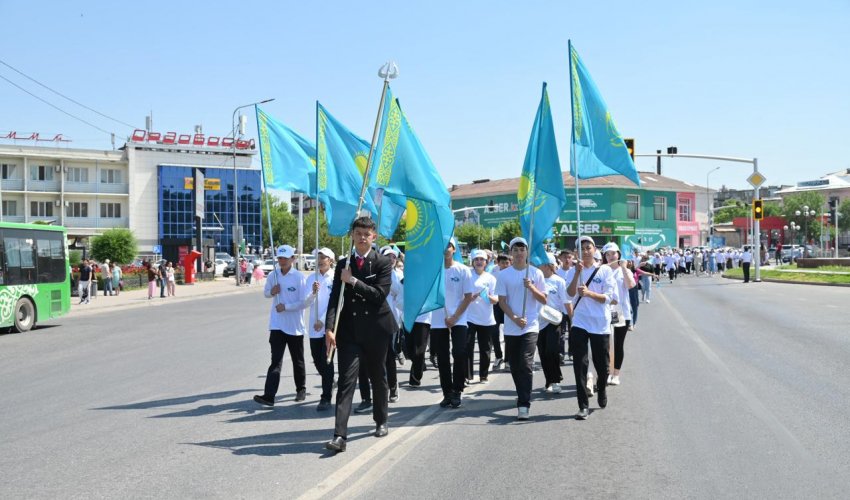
[62, 181, 129, 194]
[62, 216, 129, 229]
[0, 215, 26, 223]
[28, 179, 61, 192]
[1, 179, 25, 190]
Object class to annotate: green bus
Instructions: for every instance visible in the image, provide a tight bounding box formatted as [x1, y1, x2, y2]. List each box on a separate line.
[0, 222, 70, 332]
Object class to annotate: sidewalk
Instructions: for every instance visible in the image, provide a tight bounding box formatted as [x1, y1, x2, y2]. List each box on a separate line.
[69, 277, 264, 317]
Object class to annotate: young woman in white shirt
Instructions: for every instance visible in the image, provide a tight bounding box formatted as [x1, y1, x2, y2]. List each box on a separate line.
[601, 243, 636, 387]
[465, 249, 498, 384]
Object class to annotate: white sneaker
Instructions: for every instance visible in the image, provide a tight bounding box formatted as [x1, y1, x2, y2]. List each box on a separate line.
[607, 374, 613, 385]
[586, 378, 595, 396]
[517, 407, 530, 420]
[552, 383, 562, 394]
[545, 385, 554, 394]
[645, 299, 650, 304]
[610, 375, 620, 386]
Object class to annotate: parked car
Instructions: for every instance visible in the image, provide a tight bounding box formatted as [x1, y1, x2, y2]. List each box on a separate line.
[259, 259, 275, 276]
[214, 259, 227, 275]
[781, 244, 803, 263]
[215, 252, 233, 264]
[295, 254, 316, 271]
[223, 260, 236, 277]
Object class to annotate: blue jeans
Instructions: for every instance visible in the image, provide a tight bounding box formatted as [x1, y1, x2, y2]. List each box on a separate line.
[639, 274, 652, 302]
[103, 279, 114, 295]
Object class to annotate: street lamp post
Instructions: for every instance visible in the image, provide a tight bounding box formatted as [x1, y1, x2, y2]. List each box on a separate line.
[706, 166, 720, 245]
[231, 98, 275, 286]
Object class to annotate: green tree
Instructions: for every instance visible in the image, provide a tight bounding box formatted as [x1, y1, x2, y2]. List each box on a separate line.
[494, 218, 522, 249]
[453, 223, 490, 249]
[781, 192, 826, 243]
[713, 199, 748, 224]
[838, 199, 850, 233]
[261, 193, 297, 248]
[303, 207, 347, 254]
[90, 228, 137, 264]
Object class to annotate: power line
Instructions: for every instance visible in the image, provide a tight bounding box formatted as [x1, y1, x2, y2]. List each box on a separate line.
[0, 73, 113, 136]
[0, 58, 139, 130]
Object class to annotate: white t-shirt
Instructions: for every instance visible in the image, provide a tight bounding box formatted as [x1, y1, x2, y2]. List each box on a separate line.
[610, 266, 634, 323]
[544, 273, 569, 314]
[387, 268, 404, 328]
[565, 264, 615, 334]
[431, 262, 475, 329]
[264, 267, 309, 335]
[495, 265, 546, 336]
[555, 267, 575, 300]
[305, 269, 334, 339]
[466, 271, 497, 326]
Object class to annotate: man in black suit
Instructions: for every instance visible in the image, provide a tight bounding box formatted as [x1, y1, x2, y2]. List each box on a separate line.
[324, 217, 396, 453]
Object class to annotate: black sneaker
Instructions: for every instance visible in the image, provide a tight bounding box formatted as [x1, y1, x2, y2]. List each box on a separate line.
[493, 358, 504, 371]
[576, 407, 589, 420]
[317, 399, 332, 411]
[253, 395, 274, 407]
[408, 380, 421, 388]
[354, 400, 373, 413]
[598, 392, 607, 408]
[439, 396, 452, 408]
[450, 395, 463, 409]
[295, 389, 307, 402]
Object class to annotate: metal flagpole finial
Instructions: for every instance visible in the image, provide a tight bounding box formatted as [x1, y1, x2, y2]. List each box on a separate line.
[378, 61, 399, 81]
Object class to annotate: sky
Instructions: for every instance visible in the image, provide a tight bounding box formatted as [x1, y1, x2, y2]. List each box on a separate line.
[2, 0, 849, 197]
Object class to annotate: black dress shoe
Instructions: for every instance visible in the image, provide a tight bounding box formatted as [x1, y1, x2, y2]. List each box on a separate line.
[253, 395, 274, 407]
[439, 396, 452, 408]
[325, 436, 346, 452]
[354, 400, 373, 413]
[375, 424, 388, 437]
[598, 393, 608, 408]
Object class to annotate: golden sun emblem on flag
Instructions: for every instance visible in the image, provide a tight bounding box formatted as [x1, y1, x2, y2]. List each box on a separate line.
[605, 112, 624, 147]
[405, 199, 435, 251]
[354, 152, 369, 177]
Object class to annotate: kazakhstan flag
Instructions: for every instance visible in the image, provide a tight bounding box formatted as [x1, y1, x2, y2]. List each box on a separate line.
[519, 82, 566, 267]
[569, 41, 641, 187]
[369, 86, 408, 239]
[255, 106, 316, 195]
[316, 103, 378, 236]
[370, 96, 453, 330]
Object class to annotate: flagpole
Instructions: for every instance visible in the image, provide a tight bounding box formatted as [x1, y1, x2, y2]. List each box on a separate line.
[327, 61, 399, 363]
[568, 40, 583, 261]
[313, 202, 321, 327]
[254, 104, 280, 309]
[520, 187, 537, 318]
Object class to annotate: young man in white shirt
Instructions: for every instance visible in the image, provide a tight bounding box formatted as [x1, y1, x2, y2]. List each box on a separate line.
[306, 248, 336, 411]
[254, 245, 310, 407]
[741, 246, 753, 283]
[465, 249, 498, 384]
[566, 236, 616, 420]
[430, 238, 475, 409]
[496, 237, 547, 420]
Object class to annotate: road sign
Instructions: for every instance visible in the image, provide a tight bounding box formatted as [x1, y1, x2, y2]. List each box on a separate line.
[747, 171, 766, 188]
[152, 244, 162, 254]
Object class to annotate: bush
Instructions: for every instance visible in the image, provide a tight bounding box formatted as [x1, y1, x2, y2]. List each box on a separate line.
[91, 229, 138, 265]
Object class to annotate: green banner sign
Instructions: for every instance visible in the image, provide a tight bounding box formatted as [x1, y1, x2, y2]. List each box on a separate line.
[554, 221, 636, 236]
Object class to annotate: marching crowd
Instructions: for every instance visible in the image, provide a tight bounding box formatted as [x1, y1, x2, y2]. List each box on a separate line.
[252, 217, 716, 453]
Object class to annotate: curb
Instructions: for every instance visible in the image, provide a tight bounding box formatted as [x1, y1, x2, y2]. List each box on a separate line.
[721, 274, 850, 287]
[67, 283, 261, 318]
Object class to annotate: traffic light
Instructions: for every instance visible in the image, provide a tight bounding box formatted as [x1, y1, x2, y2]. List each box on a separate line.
[624, 138, 635, 162]
[828, 197, 838, 210]
[666, 146, 678, 155]
[827, 211, 835, 225]
[752, 199, 764, 220]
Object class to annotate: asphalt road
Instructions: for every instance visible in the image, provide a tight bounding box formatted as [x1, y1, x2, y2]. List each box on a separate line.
[1, 276, 848, 499]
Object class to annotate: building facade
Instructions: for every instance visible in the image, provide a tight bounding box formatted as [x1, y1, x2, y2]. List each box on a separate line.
[450, 172, 712, 254]
[1, 133, 260, 264]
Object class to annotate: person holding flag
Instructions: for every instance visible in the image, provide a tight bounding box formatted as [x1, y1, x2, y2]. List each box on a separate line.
[465, 249, 498, 384]
[324, 217, 396, 453]
[305, 247, 336, 412]
[496, 237, 547, 420]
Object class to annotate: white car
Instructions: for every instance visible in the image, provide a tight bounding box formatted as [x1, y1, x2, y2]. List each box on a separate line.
[214, 259, 227, 275]
[259, 259, 276, 276]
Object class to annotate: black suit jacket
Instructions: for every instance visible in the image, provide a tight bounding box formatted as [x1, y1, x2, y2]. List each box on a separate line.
[325, 251, 396, 344]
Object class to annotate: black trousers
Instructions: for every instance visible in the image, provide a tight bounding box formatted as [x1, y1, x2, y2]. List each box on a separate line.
[492, 305, 504, 359]
[467, 322, 495, 380]
[408, 322, 431, 385]
[309, 338, 335, 402]
[742, 262, 751, 282]
[263, 330, 306, 398]
[430, 325, 469, 396]
[560, 315, 571, 356]
[358, 336, 398, 401]
[613, 324, 629, 370]
[569, 327, 610, 410]
[334, 336, 390, 439]
[505, 332, 538, 408]
[537, 323, 561, 387]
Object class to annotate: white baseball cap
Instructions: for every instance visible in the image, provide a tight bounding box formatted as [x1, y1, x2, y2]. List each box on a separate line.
[276, 245, 295, 258]
[545, 252, 557, 266]
[470, 249, 488, 261]
[380, 245, 399, 257]
[316, 247, 335, 261]
[601, 242, 620, 255]
[576, 235, 596, 248]
[509, 237, 528, 248]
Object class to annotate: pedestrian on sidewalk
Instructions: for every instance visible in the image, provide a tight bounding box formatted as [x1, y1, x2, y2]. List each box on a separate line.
[253, 244, 310, 408]
[110, 263, 122, 296]
[101, 260, 114, 296]
[742, 247, 753, 283]
[166, 262, 176, 296]
[78, 260, 92, 304]
[146, 261, 158, 299]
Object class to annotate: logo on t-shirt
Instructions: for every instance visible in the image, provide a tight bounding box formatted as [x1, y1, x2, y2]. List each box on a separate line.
[287, 286, 296, 292]
[592, 277, 602, 284]
[450, 276, 460, 282]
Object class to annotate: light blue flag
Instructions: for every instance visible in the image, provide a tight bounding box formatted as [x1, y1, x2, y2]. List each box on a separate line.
[569, 41, 641, 187]
[375, 190, 406, 238]
[369, 97, 453, 330]
[519, 82, 567, 267]
[369, 86, 409, 239]
[316, 103, 378, 236]
[255, 106, 316, 195]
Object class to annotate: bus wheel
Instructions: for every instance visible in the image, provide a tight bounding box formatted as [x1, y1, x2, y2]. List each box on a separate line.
[13, 298, 36, 333]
